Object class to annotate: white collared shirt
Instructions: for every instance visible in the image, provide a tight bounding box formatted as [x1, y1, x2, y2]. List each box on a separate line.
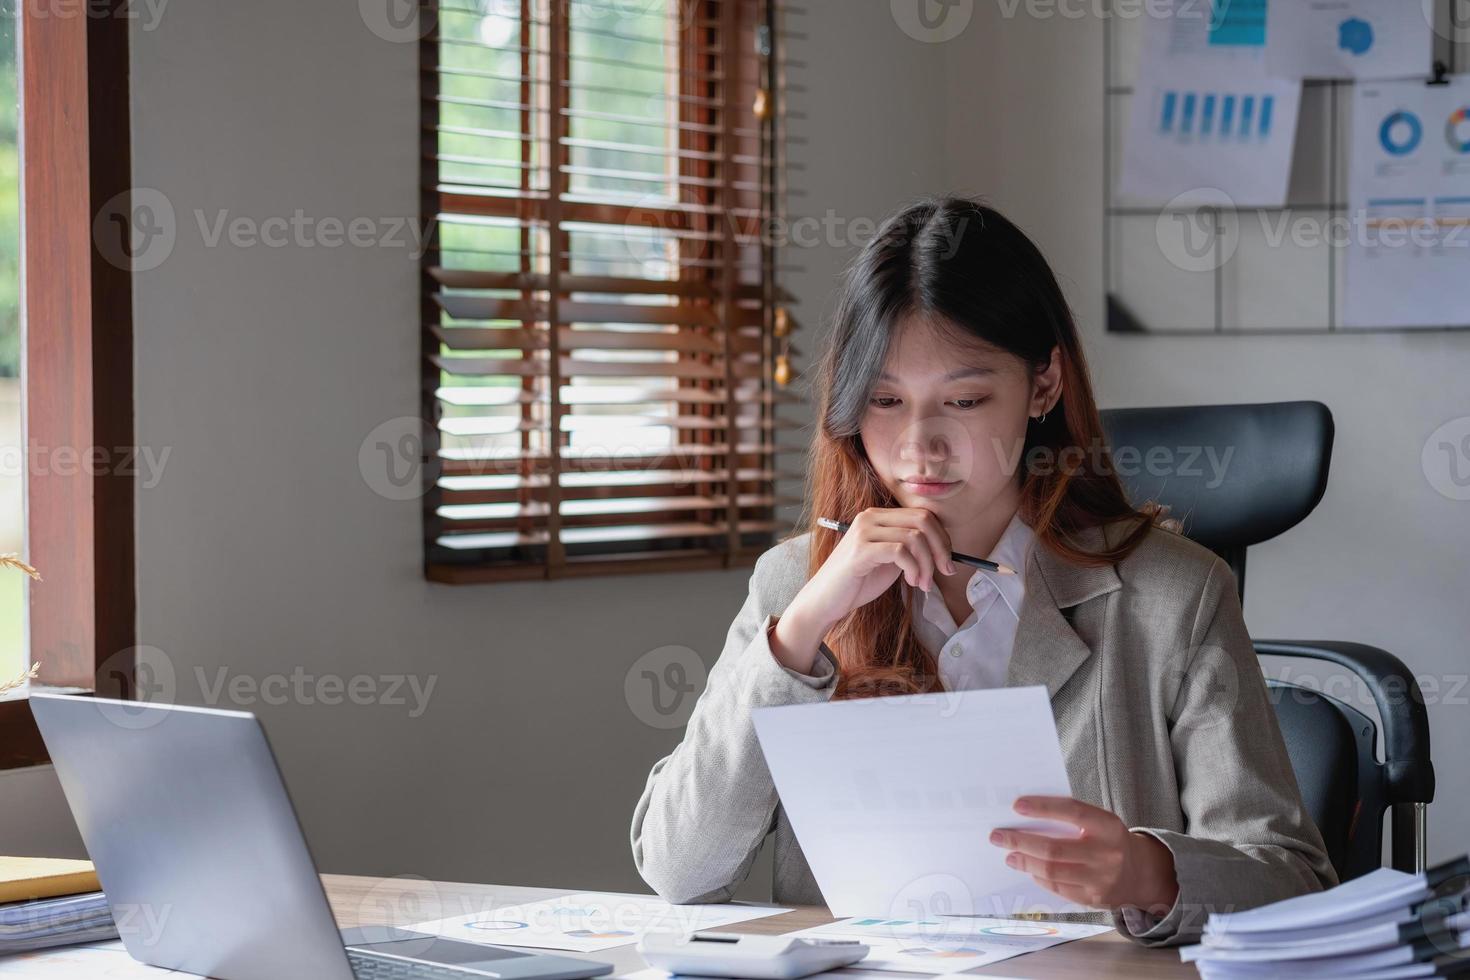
[902, 511, 1034, 692]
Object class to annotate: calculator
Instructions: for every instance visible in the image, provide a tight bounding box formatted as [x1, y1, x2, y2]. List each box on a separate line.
[637, 931, 869, 979]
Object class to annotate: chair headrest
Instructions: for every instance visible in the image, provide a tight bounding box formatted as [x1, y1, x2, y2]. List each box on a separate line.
[1098, 401, 1334, 550]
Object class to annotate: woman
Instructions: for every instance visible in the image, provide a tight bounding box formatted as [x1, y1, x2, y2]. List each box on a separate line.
[629, 197, 1336, 947]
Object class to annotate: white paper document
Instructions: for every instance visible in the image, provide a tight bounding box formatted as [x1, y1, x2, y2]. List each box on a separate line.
[622, 971, 1021, 980]
[1119, 0, 1302, 207]
[408, 892, 790, 952]
[1265, 0, 1431, 80]
[1344, 76, 1470, 328]
[623, 971, 1025, 980]
[788, 915, 1112, 974]
[750, 685, 1086, 919]
[0, 941, 187, 977]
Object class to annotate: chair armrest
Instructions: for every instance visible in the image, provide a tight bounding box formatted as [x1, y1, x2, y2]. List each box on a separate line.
[1253, 640, 1435, 806]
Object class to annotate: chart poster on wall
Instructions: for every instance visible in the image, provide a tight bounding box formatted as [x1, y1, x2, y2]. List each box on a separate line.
[1344, 77, 1470, 328]
[1265, 0, 1432, 80]
[1119, 0, 1303, 207]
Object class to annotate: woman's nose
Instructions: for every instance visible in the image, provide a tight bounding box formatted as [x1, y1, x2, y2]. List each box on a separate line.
[898, 430, 951, 463]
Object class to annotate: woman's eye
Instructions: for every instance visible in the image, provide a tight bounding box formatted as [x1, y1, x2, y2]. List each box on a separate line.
[949, 397, 989, 410]
[869, 396, 899, 408]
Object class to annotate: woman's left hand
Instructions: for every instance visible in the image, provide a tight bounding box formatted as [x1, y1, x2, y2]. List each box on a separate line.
[989, 795, 1180, 913]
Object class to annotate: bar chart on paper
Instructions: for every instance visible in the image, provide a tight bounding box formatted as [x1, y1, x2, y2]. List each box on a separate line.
[1116, 0, 1301, 206]
[1154, 90, 1277, 142]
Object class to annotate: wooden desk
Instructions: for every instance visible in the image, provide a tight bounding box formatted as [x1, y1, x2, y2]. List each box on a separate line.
[323, 875, 1196, 979]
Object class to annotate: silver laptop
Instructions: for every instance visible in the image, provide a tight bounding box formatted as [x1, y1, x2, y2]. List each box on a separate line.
[31, 692, 613, 980]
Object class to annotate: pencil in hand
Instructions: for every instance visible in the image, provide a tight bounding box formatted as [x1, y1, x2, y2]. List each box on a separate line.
[816, 516, 1016, 575]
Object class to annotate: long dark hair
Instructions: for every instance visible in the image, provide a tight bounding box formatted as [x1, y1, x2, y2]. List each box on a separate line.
[797, 196, 1159, 699]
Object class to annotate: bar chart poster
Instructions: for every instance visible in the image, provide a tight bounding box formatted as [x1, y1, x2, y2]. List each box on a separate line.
[1344, 77, 1470, 328]
[1118, 0, 1302, 207]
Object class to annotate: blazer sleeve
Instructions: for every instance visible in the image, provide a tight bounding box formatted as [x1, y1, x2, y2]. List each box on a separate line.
[1113, 556, 1340, 946]
[630, 549, 837, 904]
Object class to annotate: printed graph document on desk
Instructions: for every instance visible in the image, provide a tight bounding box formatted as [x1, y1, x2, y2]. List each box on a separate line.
[623, 971, 1027, 980]
[788, 916, 1111, 975]
[0, 941, 186, 977]
[409, 892, 790, 953]
[624, 971, 1029, 980]
[750, 685, 1085, 919]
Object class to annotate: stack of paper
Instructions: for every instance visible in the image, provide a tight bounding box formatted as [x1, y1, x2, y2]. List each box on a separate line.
[0, 892, 117, 955]
[1181, 857, 1470, 978]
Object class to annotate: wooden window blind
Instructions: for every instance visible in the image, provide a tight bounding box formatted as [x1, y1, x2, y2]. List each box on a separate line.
[421, 0, 802, 582]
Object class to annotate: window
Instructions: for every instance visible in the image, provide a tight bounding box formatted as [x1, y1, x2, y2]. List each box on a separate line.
[0, 8, 20, 690]
[422, 0, 800, 582]
[0, 6, 135, 768]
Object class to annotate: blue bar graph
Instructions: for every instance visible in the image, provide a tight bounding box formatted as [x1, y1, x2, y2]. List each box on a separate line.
[1157, 89, 1274, 142]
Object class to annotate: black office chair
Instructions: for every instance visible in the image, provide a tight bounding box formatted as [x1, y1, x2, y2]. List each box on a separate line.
[1099, 401, 1434, 882]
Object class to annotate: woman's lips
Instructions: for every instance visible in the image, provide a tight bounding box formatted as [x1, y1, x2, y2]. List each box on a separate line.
[901, 479, 960, 497]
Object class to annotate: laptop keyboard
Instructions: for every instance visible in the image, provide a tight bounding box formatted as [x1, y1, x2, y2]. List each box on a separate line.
[347, 949, 498, 979]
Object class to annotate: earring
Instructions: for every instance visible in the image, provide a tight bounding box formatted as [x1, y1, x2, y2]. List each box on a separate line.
[1031, 411, 1048, 424]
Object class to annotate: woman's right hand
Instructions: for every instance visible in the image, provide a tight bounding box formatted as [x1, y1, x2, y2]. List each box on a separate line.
[770, 508, 955, 673]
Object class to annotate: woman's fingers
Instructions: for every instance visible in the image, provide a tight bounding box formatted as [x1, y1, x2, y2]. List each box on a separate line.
[866, 526, 936, 590]
[1029, 876, 1097, 907]
[855, 508, 953, 585]
[911, 510, 957, 576]
[878, 508, 955, 577]
[990, 828, 1090, 864]
[1013, 796, 1115, 836]
[1003, 851, 1093, 886]
[875, 541, 923, 589]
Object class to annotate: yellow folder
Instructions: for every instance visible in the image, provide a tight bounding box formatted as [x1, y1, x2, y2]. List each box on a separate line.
[0, 856, 100, 904]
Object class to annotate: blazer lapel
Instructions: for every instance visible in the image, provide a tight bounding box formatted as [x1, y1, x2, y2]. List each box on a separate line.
[1005, 523, 1124, 700]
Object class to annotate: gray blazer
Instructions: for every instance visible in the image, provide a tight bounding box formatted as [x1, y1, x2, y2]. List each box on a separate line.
[630, 520, 1338, 946]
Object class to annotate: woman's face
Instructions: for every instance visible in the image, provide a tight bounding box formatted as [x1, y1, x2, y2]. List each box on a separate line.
[859, 316, 1061, 530]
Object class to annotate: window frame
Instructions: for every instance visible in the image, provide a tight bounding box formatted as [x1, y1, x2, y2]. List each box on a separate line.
[0, 1, 136, 770]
